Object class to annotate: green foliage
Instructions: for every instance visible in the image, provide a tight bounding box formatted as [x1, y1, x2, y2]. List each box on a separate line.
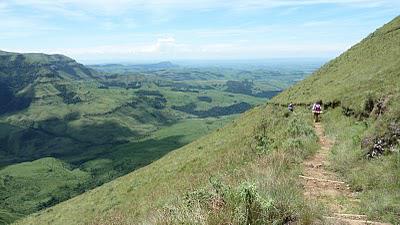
[273, 16, 400, 112]
[252, 120, 274, 155]
[0, 210, 22, 225]
[5, 15, 400, 225]
[176, 180, 275, 225]
[272, 17, 400, 223]
[286, 117, 316, 137]
[2, 50, 303, 223]
[362, 92, 376, 115]
[254, 135, 271, 155]
[0, 158, 91, 224]
[149, 107, 320, 225]
[13, 105, 321, 225]
[324, 108, 400, 223]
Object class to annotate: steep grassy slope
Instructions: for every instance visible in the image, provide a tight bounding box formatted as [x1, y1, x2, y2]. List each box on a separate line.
[273, 16, 400, 223]
[273, 16, 400, 109]
[12, 16, 400, 224]
[322, 105, 399, 223]
[15, 104, 321, 225]
[0, 116, 233, 225]
[0, 51, 96, 83]
[2, 51, 301, 223]
[275, 16, 400, 223]
[0, 158, 91, 222]
[0, 50, 97, 115]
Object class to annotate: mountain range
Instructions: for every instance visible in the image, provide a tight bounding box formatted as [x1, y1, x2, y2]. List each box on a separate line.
[0, 46, 319, 223]
[9, 15, 400, 225]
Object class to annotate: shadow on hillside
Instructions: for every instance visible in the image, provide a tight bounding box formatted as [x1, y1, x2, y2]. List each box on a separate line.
[36, 117, 138, 144]
[73, 135, 186, 175]
[52, 135, 189, 192]
[0, 82, 33, 115]
[172, 102, 252, 118]
[0, 120, 138, 167]
[0, 133, 187, 224]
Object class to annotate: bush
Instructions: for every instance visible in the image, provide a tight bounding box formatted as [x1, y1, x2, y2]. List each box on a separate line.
[324, 108, 400, 223]
[158, 109, 322, 224]
[363, 93, 376, 115]
[286, 117, 315, 138]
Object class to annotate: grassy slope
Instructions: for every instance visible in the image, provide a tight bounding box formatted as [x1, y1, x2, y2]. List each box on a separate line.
[323, 107, 400, 223]
[272, 16, 400, 109]
[15, 16, 400, 224]
[16, 105, 320, 225]
[1, 50, 270, 224]
[17, 109, 262, 224]
[0, 50, 95, 80]
[0, 158, 91, 223]
[0, 116, 233, 224]
[274, 15, 400, 223]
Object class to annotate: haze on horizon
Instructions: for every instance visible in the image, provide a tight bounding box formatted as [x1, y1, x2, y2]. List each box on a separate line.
[1, 0, 399, 63]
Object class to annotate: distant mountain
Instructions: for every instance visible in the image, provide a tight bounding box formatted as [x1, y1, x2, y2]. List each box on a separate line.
[89, 61, 178, 73]
[0, 51, 97, 82]
[129, 61, 178, 70]
[0, 48, 280, 224]
[16, 16, 400, 225]
[0, 51, 98, 115]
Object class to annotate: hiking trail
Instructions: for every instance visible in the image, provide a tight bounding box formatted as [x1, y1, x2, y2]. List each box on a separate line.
[302, 122, 391, 225]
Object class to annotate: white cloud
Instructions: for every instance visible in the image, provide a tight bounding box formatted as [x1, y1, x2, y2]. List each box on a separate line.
[5, 36, 350, 61]
[2, 0, 396, 34]
[0, 15, 60, 40]
[0, 2, 8, 10]
[192, 26, 275, 38]
[100, 18, 138, 30]
[1, 0, 398, 61]
[140, 37, 177, 53]
[5, 0, 399, 17]
[17, 36, 178, 56]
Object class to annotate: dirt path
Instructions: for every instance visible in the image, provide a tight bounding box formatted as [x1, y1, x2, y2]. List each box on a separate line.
[302, 123, 391, 225]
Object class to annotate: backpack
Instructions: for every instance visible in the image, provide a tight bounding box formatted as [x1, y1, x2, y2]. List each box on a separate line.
[314, 104, 321, 111]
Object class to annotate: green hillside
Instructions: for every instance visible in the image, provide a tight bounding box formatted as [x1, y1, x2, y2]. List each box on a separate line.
[14, 16, 400, 225]
[0, 50, 97, 117]
[1, 50, 317, 223]
[273, 16, 400, 109]
[13, 104, 321, 225]
[0, 51, 96, 82]
[0, 158, 91, 222]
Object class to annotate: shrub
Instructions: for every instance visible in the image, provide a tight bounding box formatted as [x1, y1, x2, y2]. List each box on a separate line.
[286, 117, 315, 138]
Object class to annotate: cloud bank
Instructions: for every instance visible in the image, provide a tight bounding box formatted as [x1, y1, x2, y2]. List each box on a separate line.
[1, 0, 399, 61]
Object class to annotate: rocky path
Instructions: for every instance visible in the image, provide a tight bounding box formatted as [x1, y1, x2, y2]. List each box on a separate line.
[302, 123, 391, 225]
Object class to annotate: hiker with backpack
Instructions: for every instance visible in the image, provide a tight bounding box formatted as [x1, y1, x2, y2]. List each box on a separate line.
[288, 103, 294, 112]
[312, 101, 322, 122]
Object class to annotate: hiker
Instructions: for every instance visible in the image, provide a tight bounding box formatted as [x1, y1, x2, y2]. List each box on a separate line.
[288, 103, 294, 112]
[312, 101, 322, 122]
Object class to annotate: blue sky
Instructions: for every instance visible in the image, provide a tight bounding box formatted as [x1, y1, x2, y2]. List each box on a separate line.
[0, 0, 399, 63]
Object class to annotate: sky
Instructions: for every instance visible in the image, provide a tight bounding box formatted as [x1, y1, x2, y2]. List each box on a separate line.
[0, 0, 399, 63]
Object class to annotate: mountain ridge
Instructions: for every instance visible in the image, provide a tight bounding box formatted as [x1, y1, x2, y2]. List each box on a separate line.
[88, 61, 179, 73]
[11, 16, 400, 224]
[272, 16, 400, 108]
[1, 48, 296, 223]
[0, 50, 98, 115]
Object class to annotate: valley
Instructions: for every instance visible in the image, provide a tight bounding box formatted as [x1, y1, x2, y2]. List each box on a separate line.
[1, 0, 399, 224]
[0, 51, 322, 224]
[9, 16, 400, 225]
